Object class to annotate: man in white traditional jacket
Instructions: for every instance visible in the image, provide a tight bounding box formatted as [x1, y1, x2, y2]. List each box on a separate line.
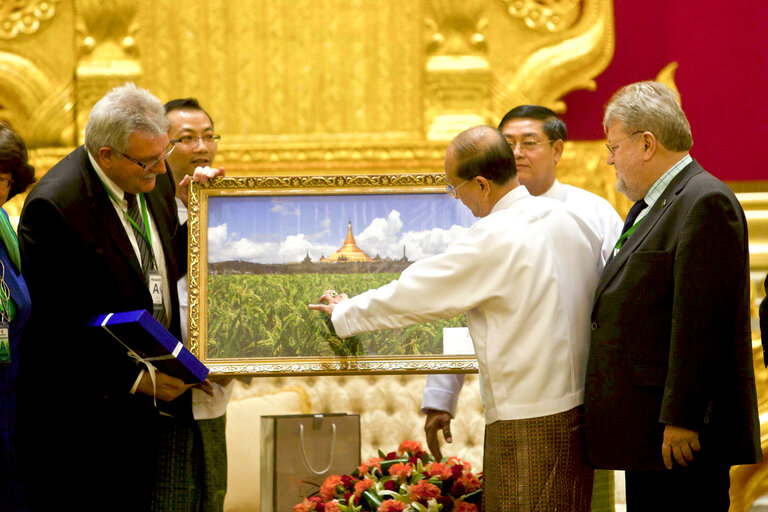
[310, 125, 602, 511]
[421, 106, 623, 511]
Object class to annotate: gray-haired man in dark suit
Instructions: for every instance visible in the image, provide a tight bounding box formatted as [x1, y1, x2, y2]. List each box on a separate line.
[585, 81, 761, 511]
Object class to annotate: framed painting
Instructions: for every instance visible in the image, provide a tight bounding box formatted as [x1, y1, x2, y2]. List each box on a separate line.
[188, 174, 480, 375]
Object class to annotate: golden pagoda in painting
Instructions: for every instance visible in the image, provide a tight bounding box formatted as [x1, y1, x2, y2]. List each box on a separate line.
[322, 221, 372, 262]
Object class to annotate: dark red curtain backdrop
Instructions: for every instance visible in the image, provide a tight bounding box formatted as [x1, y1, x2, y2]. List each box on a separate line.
[559, 1, 768, 181]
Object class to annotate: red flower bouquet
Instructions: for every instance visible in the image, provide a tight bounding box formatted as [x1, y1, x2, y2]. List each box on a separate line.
[293, 440, 482, 512]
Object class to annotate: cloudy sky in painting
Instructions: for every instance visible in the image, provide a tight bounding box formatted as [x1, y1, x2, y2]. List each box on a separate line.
[206, 194, 476, 264]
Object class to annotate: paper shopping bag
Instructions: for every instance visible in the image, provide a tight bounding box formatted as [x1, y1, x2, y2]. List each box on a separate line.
[261, 414, 360, 512]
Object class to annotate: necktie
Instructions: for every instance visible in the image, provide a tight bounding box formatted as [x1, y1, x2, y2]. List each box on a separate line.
[125, 193, 168, 327]
[621, 199, 648, 236]
[608, 199, 648, 263]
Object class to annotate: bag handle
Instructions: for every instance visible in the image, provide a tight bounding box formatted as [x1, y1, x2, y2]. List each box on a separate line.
[299, 421, 337, 475]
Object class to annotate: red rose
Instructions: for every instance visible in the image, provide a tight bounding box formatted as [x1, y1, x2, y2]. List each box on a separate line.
[398, 440, 423, 456]
[353, 478, 375, 498]
[324, 501, 342, 512]
[293, 498, 317, 512]
[457, 473, 481, 493]
[378, 500, 408, 512]
[320, 475, 344, 501]
[409, 480, 441, 504]
[388, 462, 413, 482]
[341, 475, 357, 488]
[426, 462, 453, 480]
[454, 500, 479, 512]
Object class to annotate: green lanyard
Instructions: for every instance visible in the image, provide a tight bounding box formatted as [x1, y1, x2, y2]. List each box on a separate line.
[0, 259, 15, 323]
[95, 174, 156, 266]
[612, 216, 645, 254]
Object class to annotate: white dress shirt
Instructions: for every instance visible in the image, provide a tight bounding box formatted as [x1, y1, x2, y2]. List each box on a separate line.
[421, 180, 623, 417]
[333, 186, 601, 423]
[88, 152, 173, 394]
[88, 152, 172, 322]
[542, 180, 623, 268]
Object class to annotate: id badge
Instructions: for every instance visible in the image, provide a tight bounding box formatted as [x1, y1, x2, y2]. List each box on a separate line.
[148, 270, 163, 307]
[0, 321, 10, 364]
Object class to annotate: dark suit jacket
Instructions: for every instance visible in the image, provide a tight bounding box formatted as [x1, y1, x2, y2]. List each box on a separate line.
[17, 146, 188, 509]
[584, 159, 761, 471]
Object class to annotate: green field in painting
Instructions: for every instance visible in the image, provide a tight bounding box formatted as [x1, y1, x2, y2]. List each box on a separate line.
[206, 273, 466, 359]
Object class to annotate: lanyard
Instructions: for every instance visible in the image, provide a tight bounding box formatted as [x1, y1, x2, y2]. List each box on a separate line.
[0, 259, 14, 323]
[95, 174, 156, 268]
[612, 216, 645, 254]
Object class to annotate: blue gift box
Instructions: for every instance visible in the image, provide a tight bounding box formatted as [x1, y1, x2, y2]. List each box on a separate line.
[86, 309, 209, 383]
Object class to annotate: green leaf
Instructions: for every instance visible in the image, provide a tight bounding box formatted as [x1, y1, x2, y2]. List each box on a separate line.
[361, 489, 382, 509]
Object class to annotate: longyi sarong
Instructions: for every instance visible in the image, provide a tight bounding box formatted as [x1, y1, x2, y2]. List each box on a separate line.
[483, 406, 593, 512]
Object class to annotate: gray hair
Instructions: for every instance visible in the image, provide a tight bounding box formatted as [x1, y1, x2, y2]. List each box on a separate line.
[603, 81, 693, 152]
[84, 83, 169, 156]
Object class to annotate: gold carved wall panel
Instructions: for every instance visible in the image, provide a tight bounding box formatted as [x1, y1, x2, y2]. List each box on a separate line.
[0, 0, 74, 148]
[137, 0, 425, 142]
[0, 0, 59, 40]
[3, 0, 617, 177]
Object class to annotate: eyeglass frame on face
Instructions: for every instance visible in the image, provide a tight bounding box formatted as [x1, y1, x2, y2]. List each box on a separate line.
[445, 178, 472, 198]
[117, 142, 176, 171]
[170, 134, 221, 147]
[605, 130, 644, 156]
[505, 138, 554, 153]
[0, 175, 12, 188]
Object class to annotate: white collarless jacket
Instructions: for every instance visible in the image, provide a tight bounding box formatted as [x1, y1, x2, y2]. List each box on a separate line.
[332, 186, 602, 423]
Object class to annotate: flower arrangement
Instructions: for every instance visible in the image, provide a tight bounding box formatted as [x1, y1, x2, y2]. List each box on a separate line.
[293, 440, 482, 512]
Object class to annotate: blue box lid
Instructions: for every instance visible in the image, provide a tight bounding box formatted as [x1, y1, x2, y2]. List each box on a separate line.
[86, 309, 209, 383]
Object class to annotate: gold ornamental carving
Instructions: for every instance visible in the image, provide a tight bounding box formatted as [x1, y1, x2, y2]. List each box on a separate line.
[425, 0, 491, 140]
[503, 0, 580, 32]
[655, 61, 681, 102]
[489, 0, 614, 117]
[75, 0, 138, 60]
[73, 0, 141, 143]
[0, 0, 59, 39]
[0, 53, 74, 148]
[205, 359, 480, 376]
[426, 0, 488, 56]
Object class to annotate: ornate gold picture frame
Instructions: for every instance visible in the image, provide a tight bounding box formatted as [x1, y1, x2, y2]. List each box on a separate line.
[188, 175, 480, 375]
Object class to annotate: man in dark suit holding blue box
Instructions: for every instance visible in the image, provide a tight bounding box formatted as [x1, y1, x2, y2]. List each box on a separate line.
[584, 81, 761, 511]
[17, 83, 219, 510]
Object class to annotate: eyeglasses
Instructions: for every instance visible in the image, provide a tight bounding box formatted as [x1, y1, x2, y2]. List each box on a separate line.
[118, 143, 176, 171]
[506, 139, 554, 152]
[606, 131, 644, 156]
[0, 176, 12, 188]
[445, 179, 471, 198]
[170, 134, 221, 147]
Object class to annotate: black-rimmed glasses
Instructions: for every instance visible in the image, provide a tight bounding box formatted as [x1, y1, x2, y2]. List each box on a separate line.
[119, 143, 176, 171]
